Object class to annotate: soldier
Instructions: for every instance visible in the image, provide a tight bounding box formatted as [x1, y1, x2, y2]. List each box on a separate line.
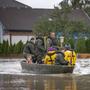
[23, 37, 36, 64]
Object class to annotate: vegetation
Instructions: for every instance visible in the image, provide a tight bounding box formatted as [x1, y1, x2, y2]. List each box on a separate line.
[0, 38, 90, 55]
[84, 7, 90, 17]
[33, 0, 90, 53]
[0, 40, 24, 55]
[70, 0, 86, 9]
[86, 39, 90, 53]
[33, 0, 90, 38]
[77, 38, 87, 53]
[1, 0, 90, 55]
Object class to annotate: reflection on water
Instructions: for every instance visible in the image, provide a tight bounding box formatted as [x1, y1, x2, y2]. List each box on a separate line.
[0, 74, 90, 90]
[0, 74, 78, 90]
[0, 59, 90, 90]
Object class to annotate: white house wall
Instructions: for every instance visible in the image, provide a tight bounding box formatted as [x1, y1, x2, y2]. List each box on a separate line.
[3, 35, 33, 44]
[0, 22, 3, 43]
[11, 36, 33, 44]
[3, 35, 10, 44]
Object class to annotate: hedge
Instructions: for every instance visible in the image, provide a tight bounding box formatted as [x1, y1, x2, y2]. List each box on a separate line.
[68, 38, 90, 53]
[0, 39, 90, 55]
[0, 40, 24, 55]
[86, 39, 90, 53]
[77, 39, 87, 53]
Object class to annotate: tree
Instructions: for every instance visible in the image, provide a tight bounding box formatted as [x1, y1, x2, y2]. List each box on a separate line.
[70, 0, 86, 8]
[33, 1, 90, 38]
[33, 1, 71, 35]
[84, 7, 90, 17]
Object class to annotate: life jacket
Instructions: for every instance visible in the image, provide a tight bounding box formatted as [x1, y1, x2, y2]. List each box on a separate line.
[44, 51, 57, 65]
[64, 50, 77, 65]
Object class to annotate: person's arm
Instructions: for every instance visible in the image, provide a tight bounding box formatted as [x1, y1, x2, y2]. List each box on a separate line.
[37, 39, 46, 52]
[23, 43, 30, 54]
[47, 38, 52, 48]
[28, 43, 36, 55]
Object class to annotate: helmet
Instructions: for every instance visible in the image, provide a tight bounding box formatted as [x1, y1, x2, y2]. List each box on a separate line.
[48, 47, 56, 51]
[64, 44, 71, 50]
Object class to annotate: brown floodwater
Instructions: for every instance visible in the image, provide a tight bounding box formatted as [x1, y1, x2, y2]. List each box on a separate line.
[0, 74, 90, 90]
[0, 59, 90, 90]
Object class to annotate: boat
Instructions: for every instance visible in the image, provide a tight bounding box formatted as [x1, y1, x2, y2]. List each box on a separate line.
[21, 61, 74, 74]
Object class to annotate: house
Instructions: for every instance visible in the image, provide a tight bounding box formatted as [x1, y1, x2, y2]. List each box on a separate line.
[85, 0, 90, 7]
[0, 0, 52, 44]
[0, 0, 90, 44]
[68, 8, 90, 25]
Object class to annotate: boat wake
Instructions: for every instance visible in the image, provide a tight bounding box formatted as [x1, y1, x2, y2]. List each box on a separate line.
[73, 59, 90, 75]
[0, 59, 90, 75]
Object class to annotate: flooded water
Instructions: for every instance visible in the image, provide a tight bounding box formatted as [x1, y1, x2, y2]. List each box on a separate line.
[0, 59, 90, 90]
[73, 59, 90, 75]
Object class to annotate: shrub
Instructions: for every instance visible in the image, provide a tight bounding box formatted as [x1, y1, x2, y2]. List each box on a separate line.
[2, 40, 9, 55]
[86, 39, 90, 53]
[0, 40, 24, 55]
[77, 39, 87, 53]
[13, 40, 24, 54]
[9, 44, 15, 54]
[68, 38, 74, 49]
[0, 43, 2, 54]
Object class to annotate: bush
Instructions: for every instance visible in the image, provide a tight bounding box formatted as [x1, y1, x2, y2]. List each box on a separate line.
[13, 40, 24, 54]
[77, 39, 87, 53]
[0, 40, 24, 55]
[68, 38, 74, 49]
[0, 43, 2, 54]
[0, 38, 90, 55]
[9, 44, 16, 54]
[2, 40, 9, 55]
[86, 39, 90, 53]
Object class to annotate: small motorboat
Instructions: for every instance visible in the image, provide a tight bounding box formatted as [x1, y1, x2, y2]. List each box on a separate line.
[21, 61, 74, 74]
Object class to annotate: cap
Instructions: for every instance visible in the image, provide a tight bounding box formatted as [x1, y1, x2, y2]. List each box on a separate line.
[48, 47, 56, 51]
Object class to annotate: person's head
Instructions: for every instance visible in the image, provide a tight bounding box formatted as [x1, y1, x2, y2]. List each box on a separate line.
[48, 47, 56, 52]
[64, 44, 71, 51]
[36, 33, 43, 38]
[30, 37, 35, 43]
[47, 47, 56, 54]
[50, 32, 56, 39]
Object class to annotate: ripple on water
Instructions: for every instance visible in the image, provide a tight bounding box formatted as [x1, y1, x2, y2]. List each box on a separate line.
[0, 59, 90, 76]
[73, 58, 90, 75]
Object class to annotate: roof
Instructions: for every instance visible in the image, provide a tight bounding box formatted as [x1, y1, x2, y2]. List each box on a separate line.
[0, 1, 90, 31]
[68, 8, 90, 25]
[0, 0, 31, 8]
[0, 8, 52, 31]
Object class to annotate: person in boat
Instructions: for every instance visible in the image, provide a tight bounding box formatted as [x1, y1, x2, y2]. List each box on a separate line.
[64, 45, 77, 65]
[46, 32, 59, 50]
[44, 47, 68, 65]
[23, 37, 36, 64]
[35, 35, 46, 64]
[44, 47, 57, 65]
